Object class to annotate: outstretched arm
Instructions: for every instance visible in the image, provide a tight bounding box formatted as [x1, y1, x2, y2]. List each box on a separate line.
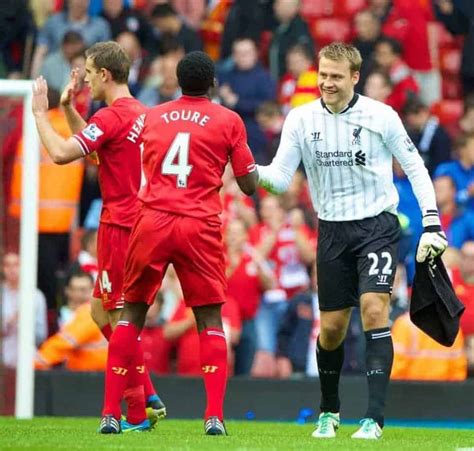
[236, 171, 258, 195]
[32, 77, 84, 165]
[256, 109, 302, 194]
[387, 110, 448, 261]
[60, 68, 87, 134]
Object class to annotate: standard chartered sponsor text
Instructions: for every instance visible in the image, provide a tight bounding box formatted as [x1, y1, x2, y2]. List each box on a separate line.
[314, 149, 354, 167]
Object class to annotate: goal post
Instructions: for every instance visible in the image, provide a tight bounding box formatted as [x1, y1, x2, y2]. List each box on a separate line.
[0, 79, 40, 419]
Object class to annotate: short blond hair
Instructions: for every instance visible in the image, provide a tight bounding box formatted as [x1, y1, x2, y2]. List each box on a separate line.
[86, 41, 130, 84]
[318, 42, 362, 73]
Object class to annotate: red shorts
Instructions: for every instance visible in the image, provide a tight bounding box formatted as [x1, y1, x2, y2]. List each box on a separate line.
[123, 208, 226, 307]
[93, 222, 131, 311]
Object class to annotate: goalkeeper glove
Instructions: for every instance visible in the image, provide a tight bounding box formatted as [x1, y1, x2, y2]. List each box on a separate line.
[416, 210, 448, 263]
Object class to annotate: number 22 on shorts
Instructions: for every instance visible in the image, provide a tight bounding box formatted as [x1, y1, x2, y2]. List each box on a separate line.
[367, 252, 392, 286]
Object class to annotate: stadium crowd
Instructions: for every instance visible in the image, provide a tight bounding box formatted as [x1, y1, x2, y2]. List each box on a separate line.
[0, 0, 473, 383]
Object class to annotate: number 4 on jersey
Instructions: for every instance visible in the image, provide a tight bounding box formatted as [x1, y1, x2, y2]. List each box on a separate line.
[100, 270, 112, 294]
[162, 132, 193, 188]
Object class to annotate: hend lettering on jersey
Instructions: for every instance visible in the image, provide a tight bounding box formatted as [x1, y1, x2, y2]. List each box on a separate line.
[161, 110, 210, 127]
[127, 113, 146, 143]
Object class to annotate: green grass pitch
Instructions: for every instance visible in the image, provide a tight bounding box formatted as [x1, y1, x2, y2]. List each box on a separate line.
[0, 418, 472, 450]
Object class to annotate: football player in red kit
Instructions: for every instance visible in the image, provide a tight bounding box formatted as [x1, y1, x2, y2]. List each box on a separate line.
[32, 41, 165, 433]
[101, 51, 258, 435]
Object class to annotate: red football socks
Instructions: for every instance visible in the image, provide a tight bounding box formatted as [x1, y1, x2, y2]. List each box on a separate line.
[101, 322, 156, 422]
[124, 344, 147, 424]
[199, 328, 228, 421]
[137, 339, 157, 400]
[102, 322, 141, 420]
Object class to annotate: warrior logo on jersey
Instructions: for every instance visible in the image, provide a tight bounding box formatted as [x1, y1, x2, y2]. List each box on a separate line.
[352, 126, 362, 145]
[311, 131, 323, 142]
[82, 123, 104, 142]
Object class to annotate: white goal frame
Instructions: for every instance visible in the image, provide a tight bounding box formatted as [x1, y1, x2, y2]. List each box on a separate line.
[0, 79, 39, 419]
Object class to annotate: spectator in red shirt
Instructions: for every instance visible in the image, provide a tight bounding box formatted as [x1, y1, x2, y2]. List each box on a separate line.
[279, 170, 316, 230]
[250, 195, 315, 377]
[220, 166, 258, 230]
[141, 266, 185, 375]
[369, 0, 440, 106]
[451, 241, 474, 376]
[141, 292, 173, 375]
[163, 297, 242, 376]
[226, 219, 276, 375]
[374, 36, 419, 113]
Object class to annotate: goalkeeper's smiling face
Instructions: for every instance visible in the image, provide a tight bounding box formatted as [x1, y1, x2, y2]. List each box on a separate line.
[318, 57, 360, 113]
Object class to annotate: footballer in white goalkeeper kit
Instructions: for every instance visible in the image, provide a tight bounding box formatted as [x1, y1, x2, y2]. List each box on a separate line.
[257, 43, 447, 440]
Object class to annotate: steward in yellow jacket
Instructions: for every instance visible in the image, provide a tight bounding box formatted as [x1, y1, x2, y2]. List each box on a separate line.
[35, 302, 107, 371]
[391, 312, 467, 381]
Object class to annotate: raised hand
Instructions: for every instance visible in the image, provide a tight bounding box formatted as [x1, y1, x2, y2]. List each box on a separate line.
[32, 76, 49, 115]
[60, 68, 80, 107]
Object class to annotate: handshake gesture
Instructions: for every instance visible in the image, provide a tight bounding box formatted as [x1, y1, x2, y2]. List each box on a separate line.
[416, 212, 448, 263]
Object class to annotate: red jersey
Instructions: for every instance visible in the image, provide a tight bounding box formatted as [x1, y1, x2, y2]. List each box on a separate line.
[221, 191, 256, 231]
[382, 4, 433, 71]
[249, 223, 314, 299]
[73, 97, 147, 228]
[139, 95, 256, 219]
[168, 298, 241, 375]
[451, 268, 474, 336]
[226, 250, 263, 321]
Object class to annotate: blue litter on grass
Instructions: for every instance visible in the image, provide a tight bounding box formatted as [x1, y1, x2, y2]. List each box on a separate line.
[245, 411, 256, 420]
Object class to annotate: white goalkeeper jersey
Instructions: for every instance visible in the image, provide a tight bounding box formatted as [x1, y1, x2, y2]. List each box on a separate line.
[257, 94, 438, 222]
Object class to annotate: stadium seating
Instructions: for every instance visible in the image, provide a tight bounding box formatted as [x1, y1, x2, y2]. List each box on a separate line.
[309, 18, 352, 48]
[442, 76, 463, 100]
[301, 0, 365, 19]
[335, 0, 366, 17]
[430, 99, 463, 126]
[300, 0, 335, 19]
[440, 47, 462, 77]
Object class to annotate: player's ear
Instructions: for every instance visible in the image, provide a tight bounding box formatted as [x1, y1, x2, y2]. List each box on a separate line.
[352, 70, 360, 86]
[100, 68, 109, 82]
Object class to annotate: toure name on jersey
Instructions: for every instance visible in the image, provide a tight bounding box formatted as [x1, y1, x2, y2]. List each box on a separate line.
[160, 110, 211, 127]
[313, 149, 366, 167]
